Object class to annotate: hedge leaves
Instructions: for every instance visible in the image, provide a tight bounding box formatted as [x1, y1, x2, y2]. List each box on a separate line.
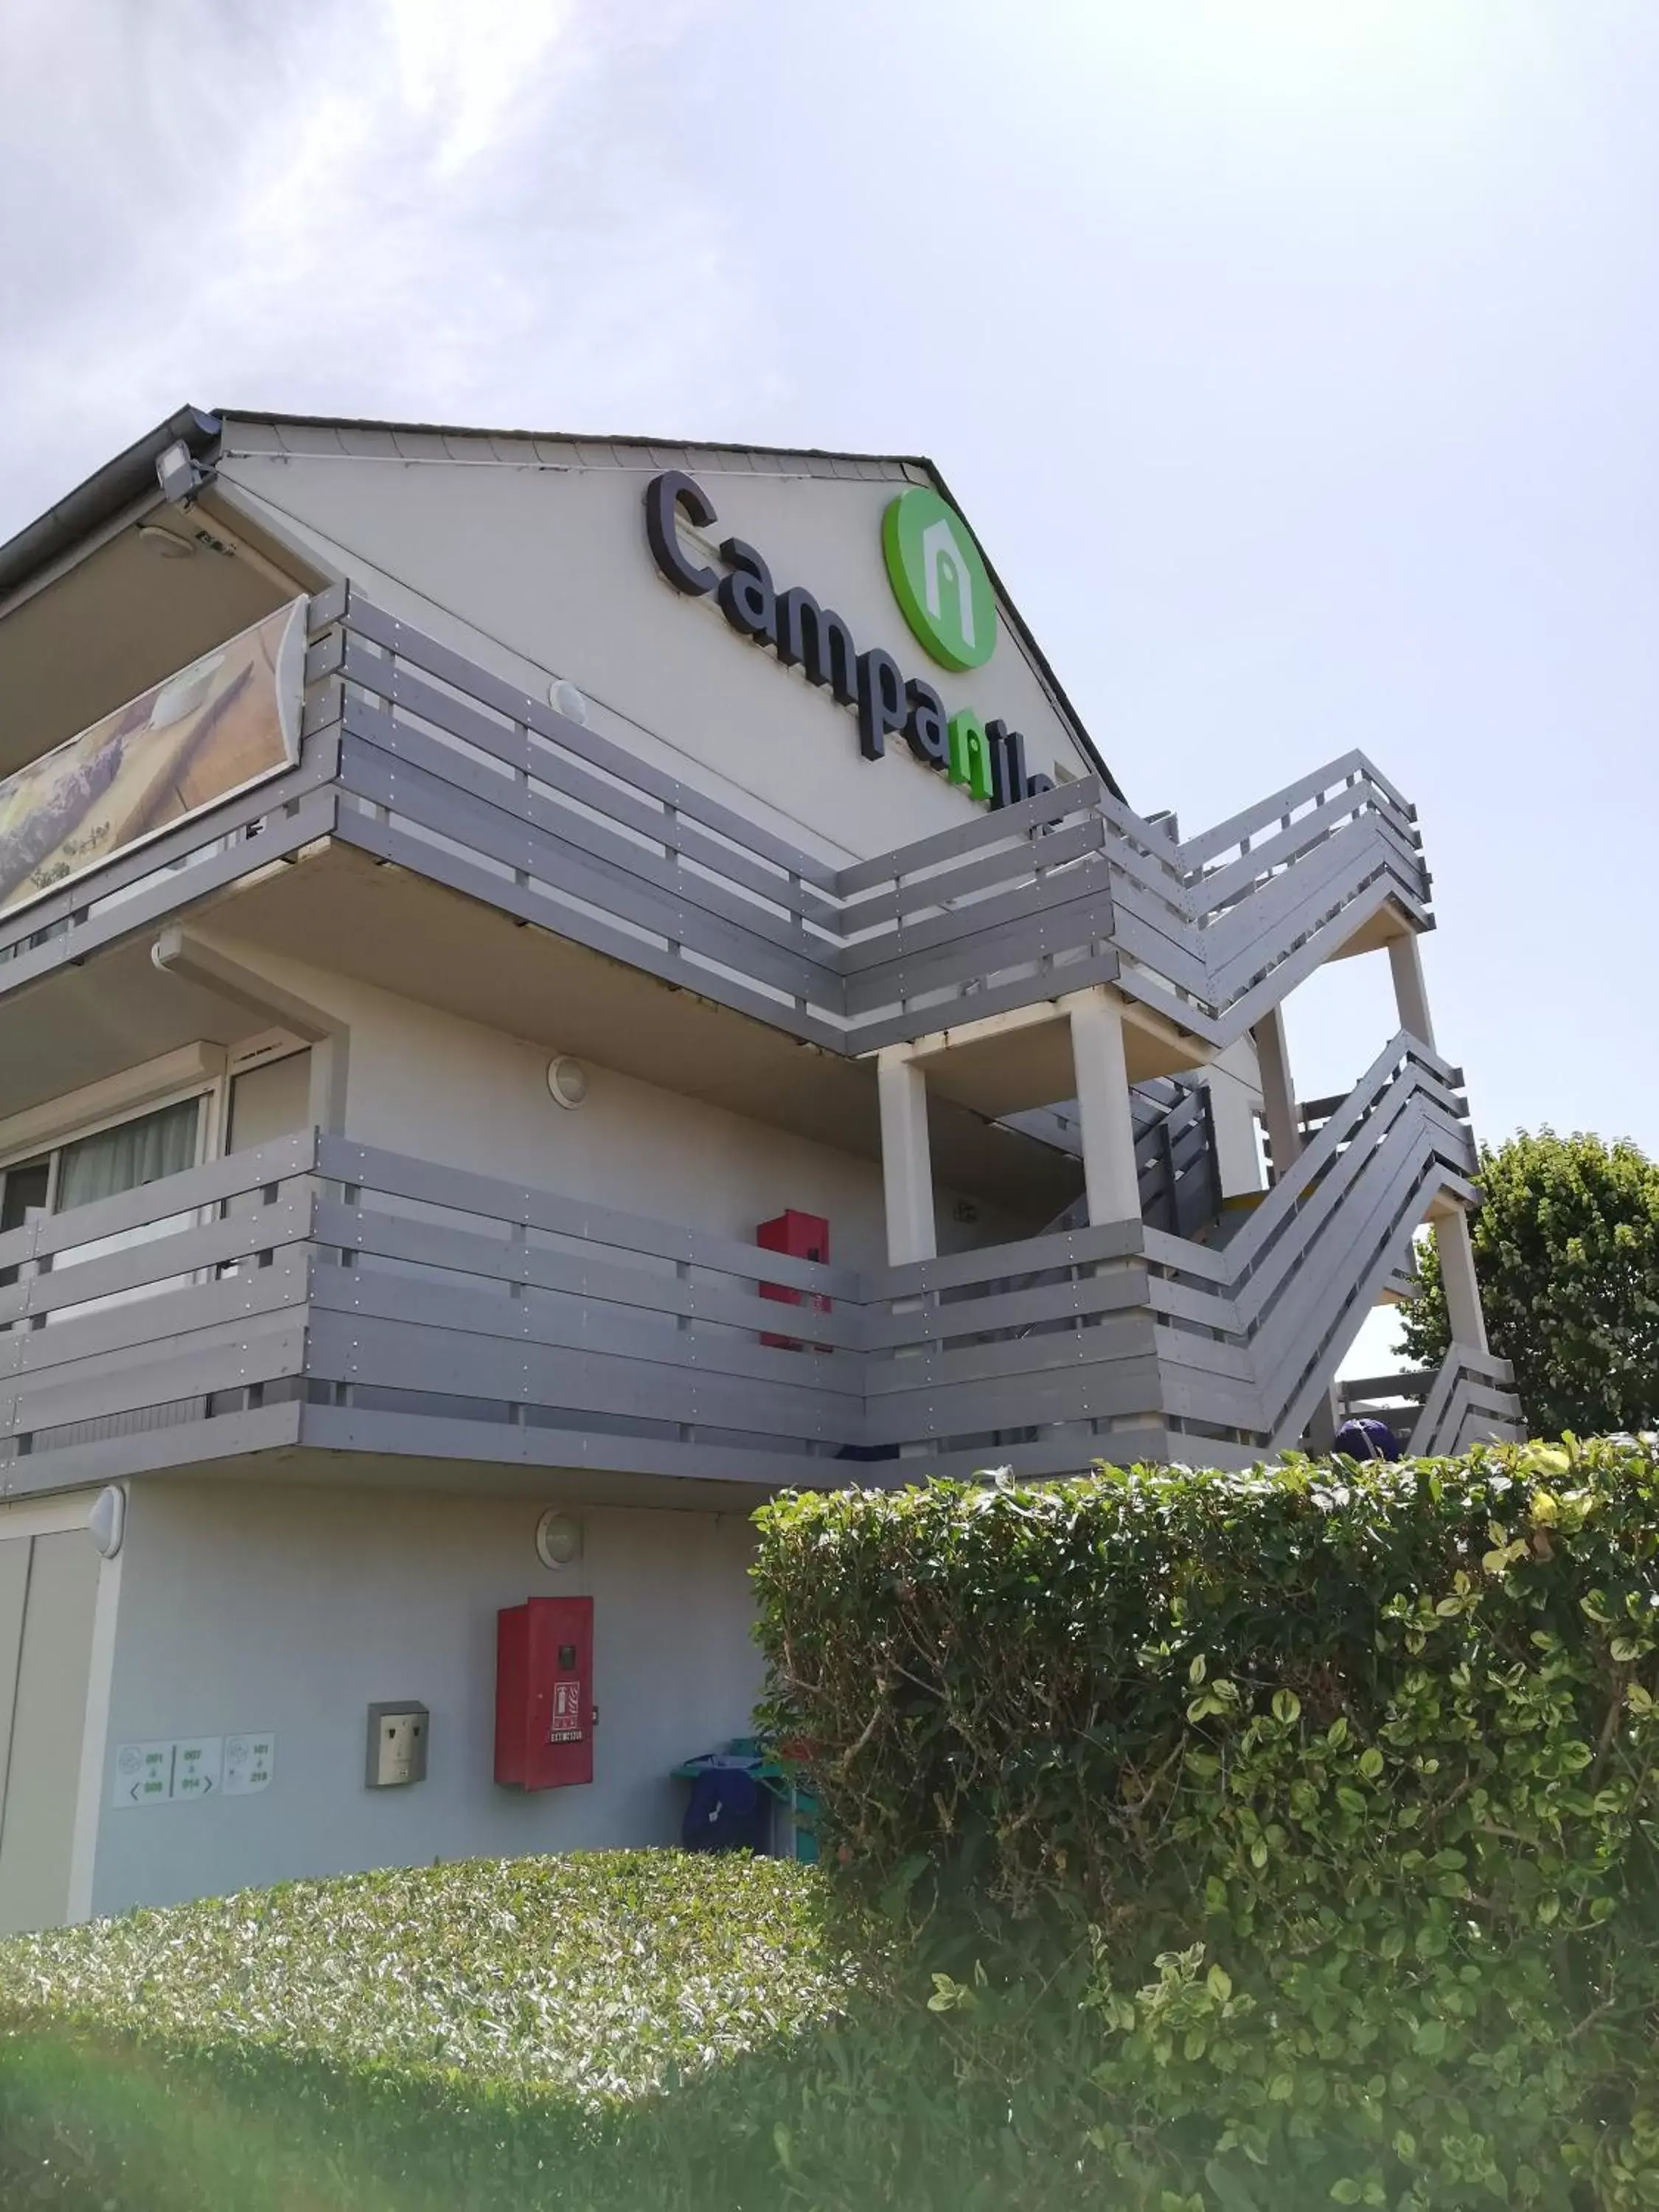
[753, 1439, 1659, 2208]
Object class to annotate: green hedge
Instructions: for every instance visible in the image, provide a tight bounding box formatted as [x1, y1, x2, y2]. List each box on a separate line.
[753, 1439, 1659, 2208]
[0, 1851, 882, 2211]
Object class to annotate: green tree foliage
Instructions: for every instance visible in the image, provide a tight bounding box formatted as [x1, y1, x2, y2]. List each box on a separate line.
[1398, 1129, 1659, 1436]
[754, 1441, 1659, 2208]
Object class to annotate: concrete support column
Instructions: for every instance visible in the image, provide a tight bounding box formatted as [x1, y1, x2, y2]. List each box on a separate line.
[1388, 934, 1437, 1051]
[1435, 1208, 1489, 1354]
[877, 1049, 936, 1265]
[1065, 990, 1141, 1227]
[1252, 1005, 1301, 1185]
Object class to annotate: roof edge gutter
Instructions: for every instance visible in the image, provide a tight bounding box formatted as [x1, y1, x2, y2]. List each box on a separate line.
[0, 404, 222, 607]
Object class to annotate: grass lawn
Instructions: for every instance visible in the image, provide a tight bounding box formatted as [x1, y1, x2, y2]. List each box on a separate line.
[0, 1851, 1090, 2212]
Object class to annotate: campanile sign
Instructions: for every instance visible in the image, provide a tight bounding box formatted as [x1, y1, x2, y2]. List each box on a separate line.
[644, 471, 1051, 813]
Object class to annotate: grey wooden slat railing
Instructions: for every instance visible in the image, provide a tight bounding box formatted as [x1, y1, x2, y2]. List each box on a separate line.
[0, 1036, 1523, 1495]
[0, 586, 1439, 1068]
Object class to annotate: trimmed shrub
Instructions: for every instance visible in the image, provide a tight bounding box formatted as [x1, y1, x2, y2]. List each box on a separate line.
[0, 1851, 884, 2211]
[753, 1439, 1659, 2208]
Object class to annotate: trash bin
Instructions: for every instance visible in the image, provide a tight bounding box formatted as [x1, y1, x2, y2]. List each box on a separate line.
[672, 1737, 817, 1860]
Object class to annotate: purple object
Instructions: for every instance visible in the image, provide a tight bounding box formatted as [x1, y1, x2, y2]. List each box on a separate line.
[1333, 1416, 1402, 1461]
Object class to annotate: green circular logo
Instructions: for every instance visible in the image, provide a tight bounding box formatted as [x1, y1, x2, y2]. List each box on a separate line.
[882, 487, 997, 671]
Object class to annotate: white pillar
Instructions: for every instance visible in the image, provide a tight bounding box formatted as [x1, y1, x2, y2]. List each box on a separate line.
[1065, 990, 1141, 1227]
[1252, 1006, 1301, 1185]
[1435, 1208, 1488, 1353]
[877, 1049, 936, 1265]
[1388, 934, 1436, 1050]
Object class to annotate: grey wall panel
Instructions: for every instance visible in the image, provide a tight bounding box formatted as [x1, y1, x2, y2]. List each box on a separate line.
[316, 1135, 858, 1298]
[305, 1312, 858, 1444]
[345, 674, 839, 927]
[9, 1321, 307, 1436]
[0, 1132, 318, 1273]
[296, 1402, 839, 1489]
[0, 1200, 313, 1326]
[838, 849, 1115, 973]
[835, 777, 1098, 898]
[0, 1541, 29, 1843]
[339, 734, 832, 1004]
[859, 1267, 1150, 1349]
[864, 1312, 1161, 1405]
[1, 1405, 304, 1500]
[344, 710, 828, 963]
[847, 950, 1124, 1057]
[4, 1272, 309, 1385]
[0, 1531, 100, 1935]
[342, 599, 841, 888]
[331, 805, 846, 1054]
[863, 1352, 1169, 1447]
[837, 815, 1106, 934]
[311, 1199, 867, 1349]
[842, 897, 1119, 1019]
[1180, 750, 1374, 869]
[307, 1263, 864, 1401]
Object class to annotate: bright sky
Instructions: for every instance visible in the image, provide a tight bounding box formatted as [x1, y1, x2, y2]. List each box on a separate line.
[3, 1, 1654, 1365]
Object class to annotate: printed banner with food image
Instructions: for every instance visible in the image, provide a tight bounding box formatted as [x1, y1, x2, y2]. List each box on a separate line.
[0, 597, 307, 920]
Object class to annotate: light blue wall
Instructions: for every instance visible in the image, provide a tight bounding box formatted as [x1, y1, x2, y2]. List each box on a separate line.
[91, 1478, 766, 1916]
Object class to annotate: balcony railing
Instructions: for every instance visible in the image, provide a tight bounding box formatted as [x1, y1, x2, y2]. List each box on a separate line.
[1, 588, 1434, 1062]
[0, 1034, 1521, 1500]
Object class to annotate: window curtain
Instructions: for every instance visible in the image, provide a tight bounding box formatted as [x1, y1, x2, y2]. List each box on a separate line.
[55, 1099, 199, 1214]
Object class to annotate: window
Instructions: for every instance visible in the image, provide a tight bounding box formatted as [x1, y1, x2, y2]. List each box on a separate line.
[55, 1099, 200, 1212]
[0, 1096, 206, 1321]
[0, 1159, 49, 1290]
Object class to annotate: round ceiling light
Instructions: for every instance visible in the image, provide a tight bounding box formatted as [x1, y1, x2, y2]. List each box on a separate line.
[535, 1509, 583, 1569]
[549, 678, 589, 727]
[136, 522, 196, 560]
[88, 1485, 126, 1559]
[547, 1057, 588, 1110]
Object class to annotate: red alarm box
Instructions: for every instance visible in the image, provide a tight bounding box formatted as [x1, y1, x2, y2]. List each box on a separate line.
[495, 1596, 594, 1790]
[757, 1209, 832, 1352]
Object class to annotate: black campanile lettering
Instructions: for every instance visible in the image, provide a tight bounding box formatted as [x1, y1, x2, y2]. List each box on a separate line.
[773, 586, 859, 706]
[643, 475, 1037, 808]
[717, 539, 776, 641]
[903, 679, 949, 768]
[644, 470, 719, 596]
[855, 647, 905, 762]
[986, 720, 1031, 810]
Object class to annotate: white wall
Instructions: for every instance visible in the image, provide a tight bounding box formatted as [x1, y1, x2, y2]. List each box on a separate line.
[215, 423, 1101, 869]
[91, 1480, 768, 1917]
[195, 925, 1033, 1267]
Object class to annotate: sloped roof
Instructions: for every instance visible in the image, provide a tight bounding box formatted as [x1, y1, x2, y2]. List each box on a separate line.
[0, 406, 1124, 799]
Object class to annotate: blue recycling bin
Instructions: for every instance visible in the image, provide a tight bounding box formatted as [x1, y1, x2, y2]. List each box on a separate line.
[672, 1737, 818, 1860]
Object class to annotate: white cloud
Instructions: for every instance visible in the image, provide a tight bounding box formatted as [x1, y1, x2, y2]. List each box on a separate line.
[0, 0, 769, 533]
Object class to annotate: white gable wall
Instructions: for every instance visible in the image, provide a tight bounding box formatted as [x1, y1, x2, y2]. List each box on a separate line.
[213, 422, 1101, 867]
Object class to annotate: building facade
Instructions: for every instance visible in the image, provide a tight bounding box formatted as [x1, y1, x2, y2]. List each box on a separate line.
[0, 408, 1522, 1930]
